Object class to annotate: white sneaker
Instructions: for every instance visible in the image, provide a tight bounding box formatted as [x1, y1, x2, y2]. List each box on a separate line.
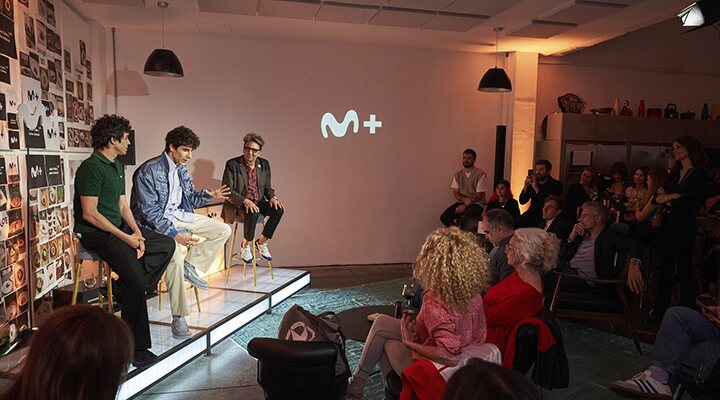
[241, 244, 253, 264]
[610, 370, 672, 399]
[259, 243, 272, 261]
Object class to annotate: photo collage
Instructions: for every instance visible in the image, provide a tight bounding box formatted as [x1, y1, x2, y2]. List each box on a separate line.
[0, 155, 28, 356]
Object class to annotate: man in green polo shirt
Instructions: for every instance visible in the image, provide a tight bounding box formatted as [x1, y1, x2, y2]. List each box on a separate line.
[74, 114, 176, 369]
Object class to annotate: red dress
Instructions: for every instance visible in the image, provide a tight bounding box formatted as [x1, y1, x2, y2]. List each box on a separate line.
[483, 270, 543, 357]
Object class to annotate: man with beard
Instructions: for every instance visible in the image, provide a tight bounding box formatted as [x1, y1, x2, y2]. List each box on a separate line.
[74, 115, 175, 368]
[440, 148, 488, 231]
[131, 126, 231, 339]
[517, 159, 563, 228]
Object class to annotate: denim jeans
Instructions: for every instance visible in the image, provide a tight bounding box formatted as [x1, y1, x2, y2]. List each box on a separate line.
[651, 307, 720, 383]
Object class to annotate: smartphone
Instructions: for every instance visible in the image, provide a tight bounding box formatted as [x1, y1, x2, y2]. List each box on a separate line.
[527, 169, 534, 177]
[697, 299, 720, 317]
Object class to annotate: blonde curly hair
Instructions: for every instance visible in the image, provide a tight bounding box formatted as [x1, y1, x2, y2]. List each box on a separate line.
[413, 227, 489, 311]
[511, 228, 560, 274]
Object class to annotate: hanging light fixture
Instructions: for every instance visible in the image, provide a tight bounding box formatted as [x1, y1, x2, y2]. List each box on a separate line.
[144, 1, 184, 77]
[478, 27, 512, 93]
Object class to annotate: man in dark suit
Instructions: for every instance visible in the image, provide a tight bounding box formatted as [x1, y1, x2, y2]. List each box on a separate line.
[222, 133, 284, 263]
[539, 195, 572, 241]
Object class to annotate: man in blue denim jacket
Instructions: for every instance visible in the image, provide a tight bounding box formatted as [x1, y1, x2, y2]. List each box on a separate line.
[131, 126, 231, 338]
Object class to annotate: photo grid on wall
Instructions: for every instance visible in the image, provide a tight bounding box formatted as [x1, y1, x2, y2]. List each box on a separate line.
[0, 0, 96, 356]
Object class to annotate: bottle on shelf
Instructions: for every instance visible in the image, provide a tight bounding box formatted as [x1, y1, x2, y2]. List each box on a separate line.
[612, 98, 621, 116]
[638, 99, 645, 117]
[701, 103, 709, 120]
[711, 104, 718, 120]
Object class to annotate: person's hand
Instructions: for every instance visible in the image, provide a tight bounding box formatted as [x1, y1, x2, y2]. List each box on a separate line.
[701, 306, 720, 327]
[126, 231, 145, 258]
[269, 197, 284, 209]
[206, 185, 231, 199]
[455, 204, 466, 214]
[569, 222, 586, 241]
[626, 259, 643, 294]
[243, 199, 260, 214]
[175, 233, 194, 247]
[400, 314, 418, 347]
[524, 175, 533, 187]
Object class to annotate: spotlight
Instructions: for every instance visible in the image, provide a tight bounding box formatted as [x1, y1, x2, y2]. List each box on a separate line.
[678, 0, 720, 29]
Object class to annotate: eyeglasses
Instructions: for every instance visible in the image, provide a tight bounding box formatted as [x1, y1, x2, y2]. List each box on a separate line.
[243, 146, 261, 154]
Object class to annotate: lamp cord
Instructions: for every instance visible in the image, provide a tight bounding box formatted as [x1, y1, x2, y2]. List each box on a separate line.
[161, 5, 165, 48]
[495, 28, 499, 68]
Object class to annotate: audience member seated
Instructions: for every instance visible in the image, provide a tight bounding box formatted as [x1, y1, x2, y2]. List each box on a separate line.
[442, 358, 541, 400]
[347, 227, 490, 399]
[0, 305, 133, 400]
[625, 167, 648, 213]
[553, 202, 642, 294]
[539, 195, 573, 241]
[610, 306, 720, 399]
[480, 209, 515, 287]
[440, 149, 488, 232]
[485, 179, 520, 222]
[565, 166, 595, 220]
[600, 162, 628, 213]
[651, 136, 708, 322]
[518, 160, 563, 228]
[483, 228, 560, 362]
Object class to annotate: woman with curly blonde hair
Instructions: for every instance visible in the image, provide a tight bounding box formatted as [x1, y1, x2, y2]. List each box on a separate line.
[483, 228, 560, 363]
[347, 227, 491, 399]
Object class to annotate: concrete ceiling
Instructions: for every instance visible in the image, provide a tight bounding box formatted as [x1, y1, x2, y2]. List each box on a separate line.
[67, 0, 696, 55]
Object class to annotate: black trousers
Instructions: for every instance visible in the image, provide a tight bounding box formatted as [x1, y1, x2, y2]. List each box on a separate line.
[653, 224, 697, 318]
[244, 200, 284, 241]
[440, 202, 483, 231]
[80, 224, 175, 350]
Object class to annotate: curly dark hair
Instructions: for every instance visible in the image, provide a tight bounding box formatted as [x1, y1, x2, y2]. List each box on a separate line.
[90, 114, 133, 150]
[165, 126, 200, 152]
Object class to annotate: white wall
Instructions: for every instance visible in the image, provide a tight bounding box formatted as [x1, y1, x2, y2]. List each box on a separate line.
[104, 29, 502, 267]
[536, 18, 720, 139]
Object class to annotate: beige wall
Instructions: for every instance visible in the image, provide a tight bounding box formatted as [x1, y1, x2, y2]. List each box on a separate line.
[105, 29, 503, 267]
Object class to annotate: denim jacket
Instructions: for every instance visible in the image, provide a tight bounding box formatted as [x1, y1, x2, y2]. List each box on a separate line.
[131, 153, 211, 237]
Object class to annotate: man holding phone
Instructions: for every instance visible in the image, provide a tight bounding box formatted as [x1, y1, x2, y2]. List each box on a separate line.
[611, 305, 720, 398]
[440, 148, 487, 232]
[517, 159, 563, 228]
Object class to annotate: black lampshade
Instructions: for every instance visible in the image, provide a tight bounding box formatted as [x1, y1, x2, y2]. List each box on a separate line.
[144, 48, 184, 77]
[478, 67, 512, 92]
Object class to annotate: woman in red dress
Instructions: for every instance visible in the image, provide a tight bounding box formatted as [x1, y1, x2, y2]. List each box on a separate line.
[483, 228, 560, 360]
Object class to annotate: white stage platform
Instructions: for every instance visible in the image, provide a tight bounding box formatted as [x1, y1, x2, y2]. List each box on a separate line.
[116, 266, 309, 399]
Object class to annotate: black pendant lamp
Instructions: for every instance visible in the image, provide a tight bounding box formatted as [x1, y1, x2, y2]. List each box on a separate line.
[144, 1, 184, 77]
[478, 28, 511, 92]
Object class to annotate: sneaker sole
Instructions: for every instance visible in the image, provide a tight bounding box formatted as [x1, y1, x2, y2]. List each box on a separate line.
[173, 333, 193, 339]
[610, 383, 672, 399]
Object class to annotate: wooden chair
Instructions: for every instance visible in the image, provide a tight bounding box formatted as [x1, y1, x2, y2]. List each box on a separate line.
[549, 251, 642, 355]
[71, 236, 114, 312]
[157, 270, 202, 313]
[225, 216, 274, 286]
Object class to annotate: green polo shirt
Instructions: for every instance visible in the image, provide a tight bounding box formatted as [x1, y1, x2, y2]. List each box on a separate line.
[73, 150, 125, 234]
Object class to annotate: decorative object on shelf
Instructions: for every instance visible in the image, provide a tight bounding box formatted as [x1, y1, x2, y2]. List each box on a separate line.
[478, 27, 511, 92]
[612, 98, 621, 116]
[664, 103, 679, 119]
[710, 103, 718, 120]
[620, 100, 633, 116]
[557, 93, 586, 113]
[646, 108, 663, 118]
[701, 103, 709, 120]
[144, 1, 184, 77]
[590, 108, 613, 116]
[680, 111, 696, 119]
[638, 99, 645, 117]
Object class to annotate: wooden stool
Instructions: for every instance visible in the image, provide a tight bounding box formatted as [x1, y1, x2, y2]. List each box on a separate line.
[157, 271, 202, 313]
[225, 217, 274, 286]
[71, 236, 114, 312]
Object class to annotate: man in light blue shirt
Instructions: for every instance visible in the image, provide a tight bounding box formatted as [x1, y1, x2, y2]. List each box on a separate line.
[131, 126, 231, 339]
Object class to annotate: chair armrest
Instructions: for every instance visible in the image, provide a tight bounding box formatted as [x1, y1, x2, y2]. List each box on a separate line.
[248, 338, 337, 367]
[552, 270, 626, 285]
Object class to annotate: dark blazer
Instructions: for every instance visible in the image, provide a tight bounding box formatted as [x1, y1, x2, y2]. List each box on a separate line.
[221, 156, 275, 223]
[558, 223, 632, 280]
[540, 216, 573, 241]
